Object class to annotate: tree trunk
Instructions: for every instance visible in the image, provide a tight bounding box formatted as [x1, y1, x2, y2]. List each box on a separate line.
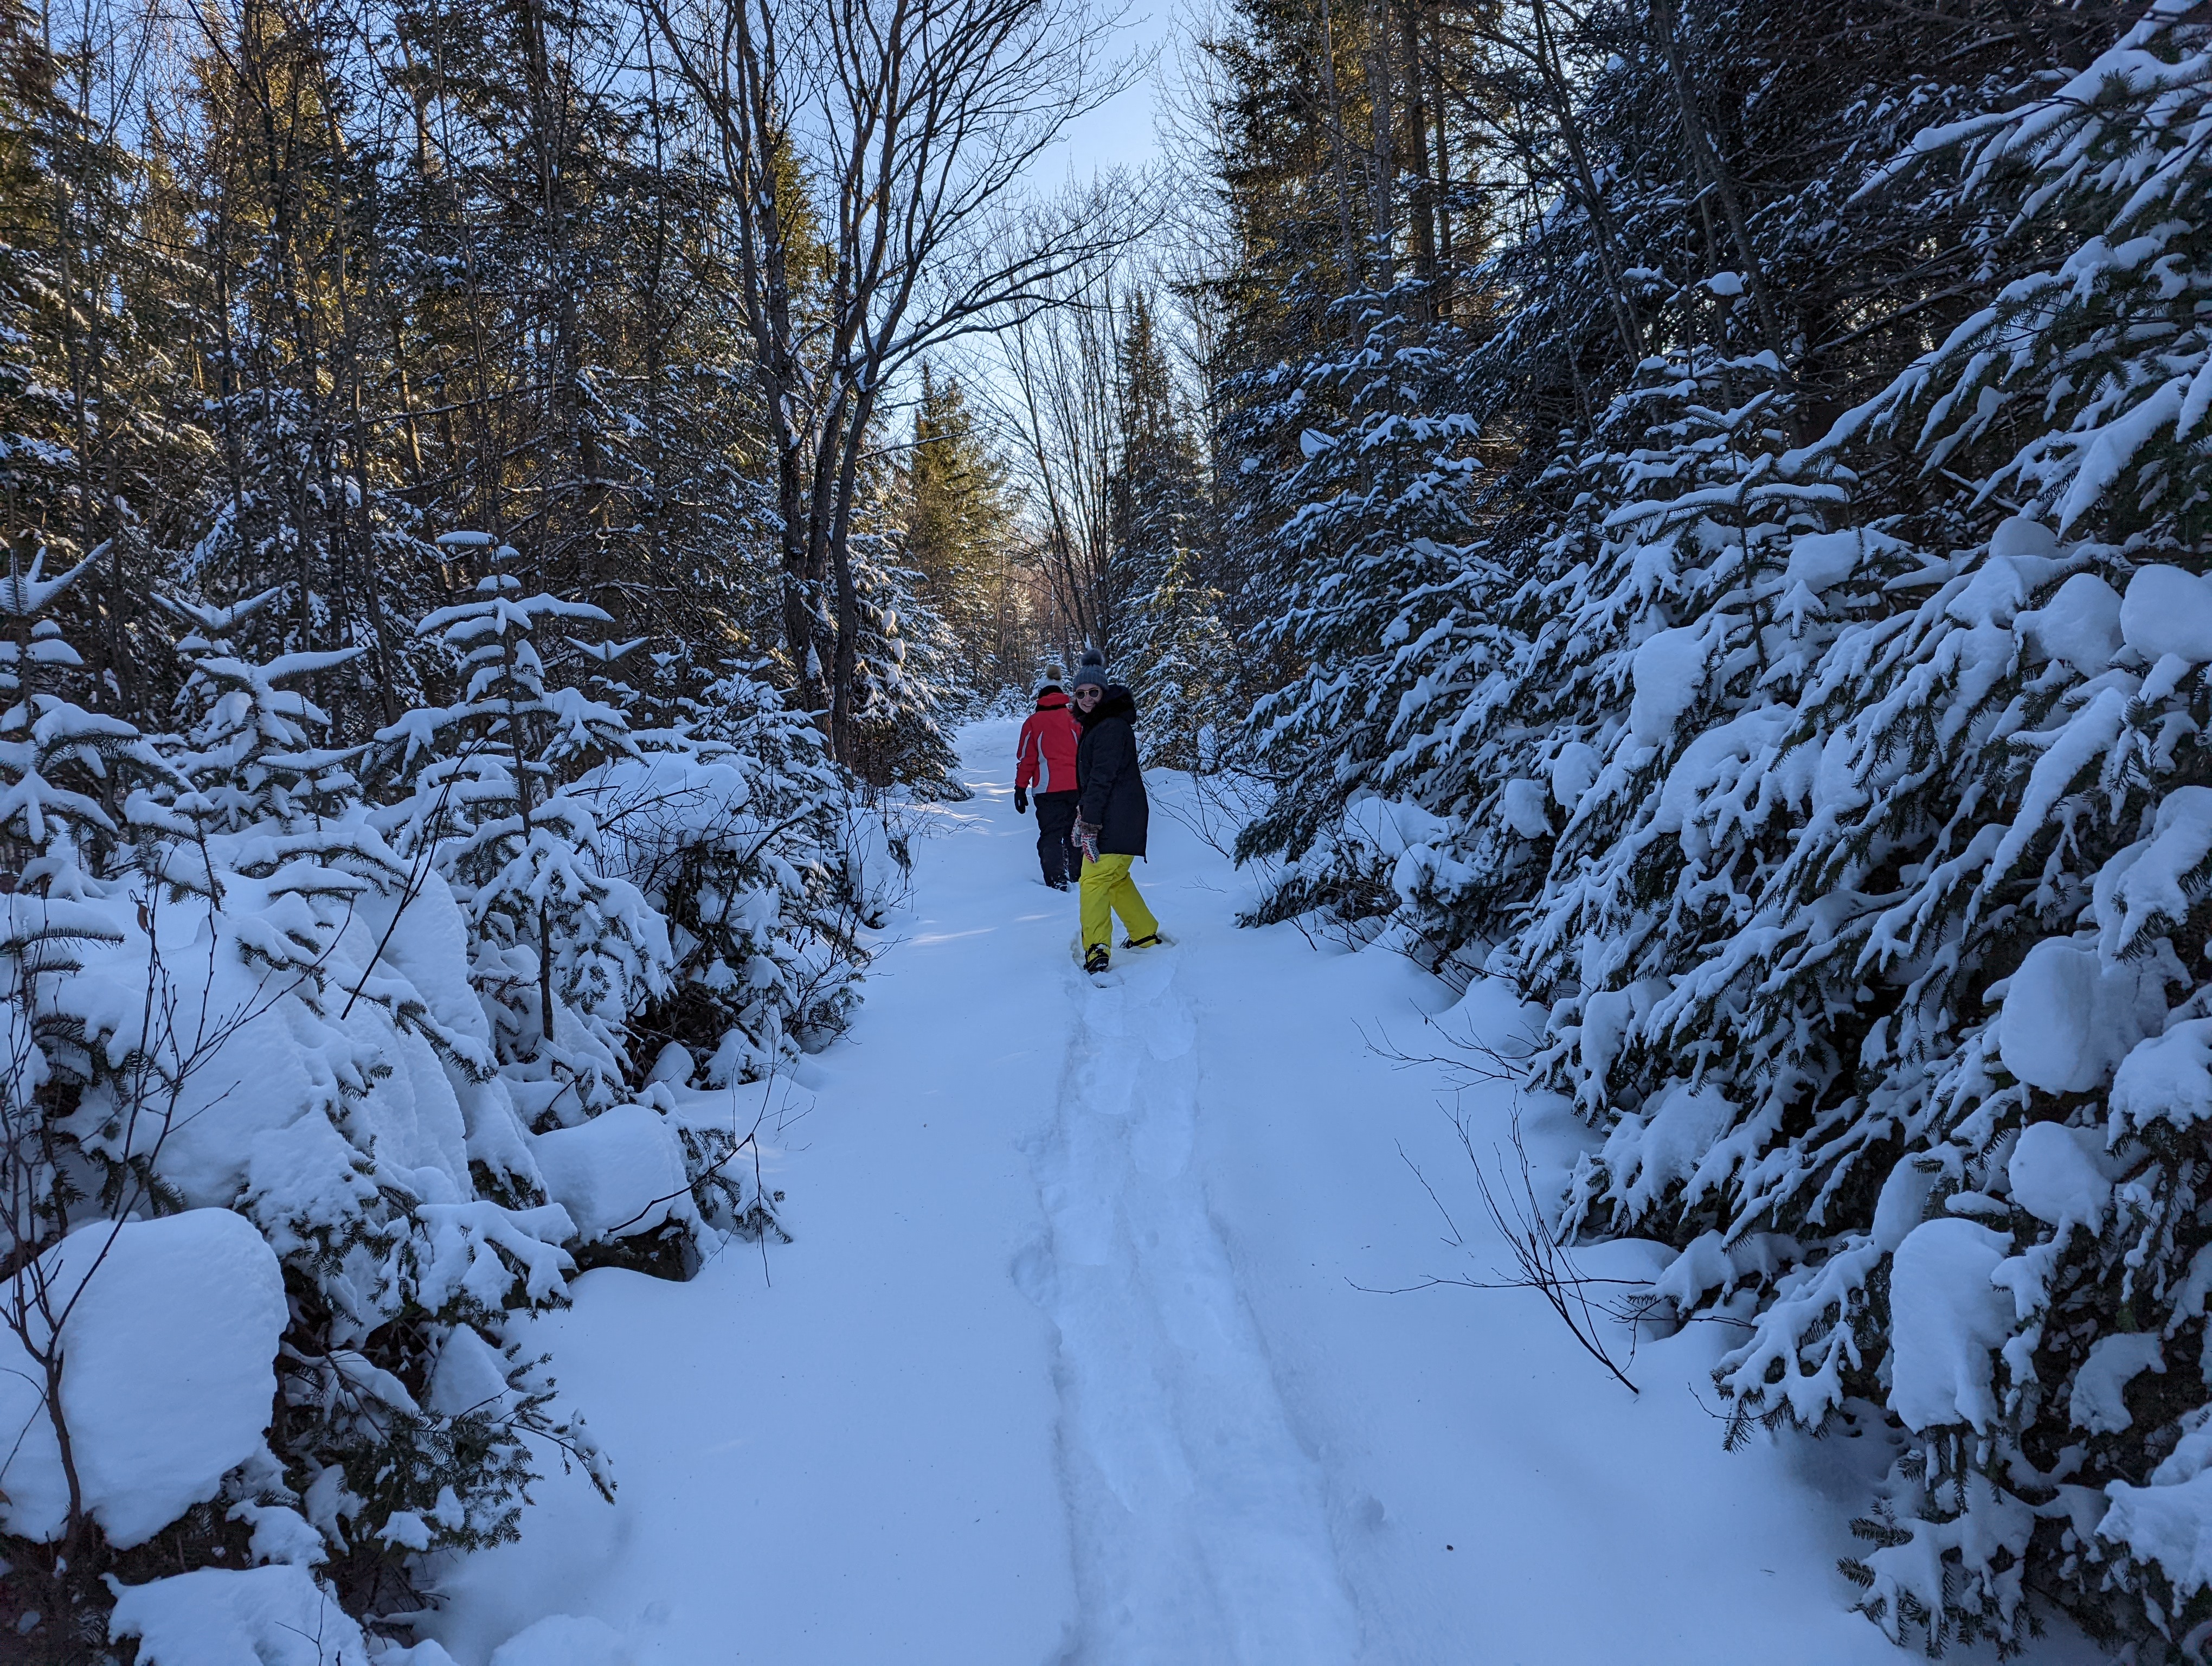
[1649, 0, 1793, 384]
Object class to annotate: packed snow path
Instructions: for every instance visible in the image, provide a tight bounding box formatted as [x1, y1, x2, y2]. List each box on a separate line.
[1020, 950, 1360, 1661]
[424, 721, 2088, 1666]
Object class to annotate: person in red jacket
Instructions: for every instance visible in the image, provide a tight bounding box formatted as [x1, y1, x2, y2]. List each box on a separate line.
[1014, 667, 1082, 889]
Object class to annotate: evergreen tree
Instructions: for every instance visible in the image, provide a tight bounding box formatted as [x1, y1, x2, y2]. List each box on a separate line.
[1229, 280, 1484, 928]
[1195, 0, 2212, 1651]
[375, 535, 671, 1118]
[153, 587, 370, 833]
[844, 514, 970, 801]
[591, 660, 867, 1092]
[902, 364, 1015, 691]
[0, 539, 158, 883]
[5, 555, 614, 1641]
[1111, 292, 1222, 768]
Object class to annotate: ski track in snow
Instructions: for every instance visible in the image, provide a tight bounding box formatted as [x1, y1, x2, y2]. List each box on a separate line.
[1018, 948, 1360, 1664]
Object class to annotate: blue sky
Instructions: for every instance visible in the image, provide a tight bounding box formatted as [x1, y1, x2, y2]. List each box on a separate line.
[1039, 3, 1175, 185]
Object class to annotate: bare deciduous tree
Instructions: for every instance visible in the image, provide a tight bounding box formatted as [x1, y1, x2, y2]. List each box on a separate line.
[643, 0, 1143, 762]
[987, 259, 1127, 659]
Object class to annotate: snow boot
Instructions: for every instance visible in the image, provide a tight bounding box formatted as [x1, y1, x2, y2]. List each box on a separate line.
[1051, 878, 1071, 892]
[1084, 944, 1110, 975]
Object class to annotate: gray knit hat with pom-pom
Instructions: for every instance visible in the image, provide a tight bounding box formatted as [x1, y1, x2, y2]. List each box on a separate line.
[1071, 649, 1109, 693]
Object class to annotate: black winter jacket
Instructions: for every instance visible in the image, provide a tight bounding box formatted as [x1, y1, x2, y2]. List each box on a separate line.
[1074, 687, 1148, 858]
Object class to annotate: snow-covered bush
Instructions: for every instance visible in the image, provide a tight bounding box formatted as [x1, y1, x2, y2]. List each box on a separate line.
[1234, 4, 2212, 1651]
[2, 540, 878, 1649]
[372, 541, 673, 1121]
[587, 663, 867, 1093]
[3, 607, 609, 1641]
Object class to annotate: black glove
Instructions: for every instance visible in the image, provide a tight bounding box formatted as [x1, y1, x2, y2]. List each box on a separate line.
[1014, 788, 1028, 813]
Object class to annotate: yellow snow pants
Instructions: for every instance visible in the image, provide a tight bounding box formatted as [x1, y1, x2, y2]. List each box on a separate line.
[1080, 852, 1159, 955]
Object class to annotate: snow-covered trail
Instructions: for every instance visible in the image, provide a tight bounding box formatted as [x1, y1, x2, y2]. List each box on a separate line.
[422, 720, 2086, 1666]
[1021, 946, 1359, 1662]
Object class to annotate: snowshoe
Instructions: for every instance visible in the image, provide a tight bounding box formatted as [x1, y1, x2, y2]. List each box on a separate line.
[1083, 944, 1111, 975]
[1121, 932, 1168, 950]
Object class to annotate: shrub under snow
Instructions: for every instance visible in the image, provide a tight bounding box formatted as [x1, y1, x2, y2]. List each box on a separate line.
[1, 542, 876, 1651]
[1234, 7, 2212, 1652]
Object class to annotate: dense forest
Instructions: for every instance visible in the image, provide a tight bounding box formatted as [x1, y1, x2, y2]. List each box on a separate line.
[6, 0, 2212, 1654]
[1186, 0, 2212, 1654]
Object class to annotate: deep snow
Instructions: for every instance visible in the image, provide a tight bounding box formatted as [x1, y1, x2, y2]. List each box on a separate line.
[419, 720, 2100, 1665]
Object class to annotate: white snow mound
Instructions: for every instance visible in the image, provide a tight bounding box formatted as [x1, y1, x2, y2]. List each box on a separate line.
[1548, 741, 1601, 809]
[1628, 627, 1707, 745]
[0, 1209, 286, 1546]
[1888, 1218, 2013, 1432]
[1784, 530, 1862, 593]
[1989, 516, 2059, 561]
[1497, 778, 1551, 838]
[2115, 1018, 2212, 1131]
[532, 1105, 691, 1241]
[2006, 1121, 2112, 1230]
[1997, 938, 2145, 1094]
[2070, 1333, 2163, 1435]
[2121, 563, 2212, 664]
[108, 1566, 369, 1666]
[2101, 1470, 2212, 1601]
[2021, 571, 2123, 675]
[488, 1614, 633, 1666]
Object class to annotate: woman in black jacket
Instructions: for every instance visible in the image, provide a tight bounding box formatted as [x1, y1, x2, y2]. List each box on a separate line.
[1069, 650, 1161, 973]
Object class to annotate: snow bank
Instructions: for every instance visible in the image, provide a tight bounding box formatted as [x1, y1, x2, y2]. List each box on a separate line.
[0, 1209, 285, 1547]
[487, 1614, 632, 1666]
[108, 1565, 369, 1665]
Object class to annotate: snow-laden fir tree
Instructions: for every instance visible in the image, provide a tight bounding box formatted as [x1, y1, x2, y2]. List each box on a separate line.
[1207, 1, 2212, 1650]
[1229, 283, 1486, 931]
[374, 535, 672, 1122]
[588, 659, 869, 1094]
[1321, 8, 2212, 1651]
[1112, 291, 1225, 771]
[1361, 342, 1864, 978]
[843, 511, 970, 802]
[4, 553, 612, 1639]
[0, 541, 160, 885]
[151, 586, 371, 833]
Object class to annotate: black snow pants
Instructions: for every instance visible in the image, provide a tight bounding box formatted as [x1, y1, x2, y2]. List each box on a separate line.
[1033, 790, 1081, 885]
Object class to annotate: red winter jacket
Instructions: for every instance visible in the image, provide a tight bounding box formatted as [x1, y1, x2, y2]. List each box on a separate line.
[1015, 691, 1081, 795]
